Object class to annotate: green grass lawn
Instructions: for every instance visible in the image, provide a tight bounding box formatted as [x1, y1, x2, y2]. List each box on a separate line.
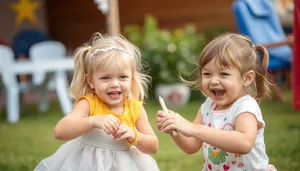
[0, 93, 299, 171]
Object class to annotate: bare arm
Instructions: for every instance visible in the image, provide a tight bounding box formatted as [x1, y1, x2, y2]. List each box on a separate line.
[54, 99, 120, 141]
[157, 107, 203, 154]
[166, 108, 203, 154]
[54, 99, 93, 140]
[190, 112, 258, 154]
[135, 107, 159, 154]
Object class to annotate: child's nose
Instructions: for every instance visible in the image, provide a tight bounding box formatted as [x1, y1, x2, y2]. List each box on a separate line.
[110, 78, 120, 87]
[210, 76, 221, 85]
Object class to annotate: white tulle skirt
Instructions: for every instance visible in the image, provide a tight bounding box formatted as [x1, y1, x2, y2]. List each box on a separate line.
[34, 129, 160, 171]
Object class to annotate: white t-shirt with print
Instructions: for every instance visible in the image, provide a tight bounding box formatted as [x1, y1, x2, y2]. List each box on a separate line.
[201, 95, 269, 171]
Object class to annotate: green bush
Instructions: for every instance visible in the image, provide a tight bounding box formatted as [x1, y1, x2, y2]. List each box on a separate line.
[123, 15, 206, 89]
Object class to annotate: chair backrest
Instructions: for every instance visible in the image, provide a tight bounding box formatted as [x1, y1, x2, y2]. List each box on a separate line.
[0, 45, 18, 87]
[29, 41, 67, 85]
[232, 0, 292, 67]
[0, 45, 15, 71]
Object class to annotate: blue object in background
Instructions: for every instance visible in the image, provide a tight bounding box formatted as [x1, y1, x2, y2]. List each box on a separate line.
[12, 29, 50, 59]
[232, 0, 292, 71]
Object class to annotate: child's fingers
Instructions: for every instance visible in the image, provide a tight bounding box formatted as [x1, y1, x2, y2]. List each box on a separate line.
[156, 122, 163, 131]
[156, 115, 163, 123]
[161, 124, 176, 133]
[108, 115, 121, 126]
[115, 132, 130, 140]
[156, 110, 166, 117]
[116, 127, 135, 141]
[156, 114, 168, 130]
[107, 120, 119, 132]
[114, 125, 131, 139]
[160, 116, 176, 130]
[112, 117, 120, 126]
[114, 124, 127, 136]
[156, 121, 161, 129]
[104, 123, 115, 134]
[114, 126, 125, 137]
[103, 128, 111, 134]
[156, 116, 169, 129]
[114, 131, 125, 139]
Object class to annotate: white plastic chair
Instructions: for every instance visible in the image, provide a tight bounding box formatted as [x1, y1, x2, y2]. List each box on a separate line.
[30, 41, 66, 87]
[0, 45, 52, 123]
[29, 41, 71, 115]
[0, 45, 15, 118]
[0, 42, 72, 123]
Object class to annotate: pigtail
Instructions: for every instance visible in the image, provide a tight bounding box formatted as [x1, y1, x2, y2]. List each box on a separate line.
[130, 43, 151, 100]
[253, 45, 272, 102]
[89, 32, 103, 45]
[69, 46, 90, 100]
[132, 72, 151, 100]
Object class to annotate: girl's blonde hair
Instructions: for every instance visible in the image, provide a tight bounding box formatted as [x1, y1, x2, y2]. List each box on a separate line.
[184, 33, 272, 102]
[69, 32, 151, 100]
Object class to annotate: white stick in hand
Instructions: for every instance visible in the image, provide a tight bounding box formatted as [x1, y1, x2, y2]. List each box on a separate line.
[158, 96, 178, 136]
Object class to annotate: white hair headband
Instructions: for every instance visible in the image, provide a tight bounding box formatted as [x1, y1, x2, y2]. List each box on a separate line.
[90, 46, 131, 58]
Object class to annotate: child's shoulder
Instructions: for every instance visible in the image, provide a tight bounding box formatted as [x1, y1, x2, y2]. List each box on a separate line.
[200, 97, 214, 114]
[76, 94, 97, 103]
[125, 98, 144, 123]
[234, 95, 259, 108]
[231, 95, 262, 118]
[202, 97, 214, 108]
[76, 94, 103, 116]
[127, 98, 143, 111]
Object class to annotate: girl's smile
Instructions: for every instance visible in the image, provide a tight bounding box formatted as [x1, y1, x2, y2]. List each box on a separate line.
[201, 59, 246, 110]
[88, 59, 132, 110]
[107, 91, 122, 99]
[210, 88, 226, 97]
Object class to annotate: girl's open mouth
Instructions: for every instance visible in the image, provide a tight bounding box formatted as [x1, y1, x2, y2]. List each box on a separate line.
[211, 89, 225, 96]
[108, 91, 121, 99]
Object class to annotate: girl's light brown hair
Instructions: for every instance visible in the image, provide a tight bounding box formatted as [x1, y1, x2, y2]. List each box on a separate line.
[69, 32, 151, 100]
[183, 33, 272, 102]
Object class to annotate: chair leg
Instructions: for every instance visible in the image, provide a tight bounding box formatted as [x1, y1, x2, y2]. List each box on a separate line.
[54, 71, 72, 115]
[37, 73, 53, 112]
[283, 70, 291, 89]
[270, 71, 286, 103]
[19, 92, 25, 113]
[38, 89, 49, 112]
[0, 92, 1, 117]
[7, 86, 20, 123]
[271, 84, 286, 103]
[2, 71, 21, 123]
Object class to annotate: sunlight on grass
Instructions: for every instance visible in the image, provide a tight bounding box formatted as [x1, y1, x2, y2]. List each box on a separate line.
[0, 93, 299, 171]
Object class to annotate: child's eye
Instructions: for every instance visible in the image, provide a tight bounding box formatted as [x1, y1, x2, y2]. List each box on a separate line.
[202, 72, 210, 76]
[220, 72, 229, 76]
[101, 77, 109, 80]
[120, 75, 128, 79]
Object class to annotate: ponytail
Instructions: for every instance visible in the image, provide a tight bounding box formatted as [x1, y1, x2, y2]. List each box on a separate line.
[253, 45, 272, 102]
[69, 46, 91, 99]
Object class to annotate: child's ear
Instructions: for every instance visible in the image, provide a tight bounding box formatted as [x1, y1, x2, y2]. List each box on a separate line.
[86, 74, 94, 89]
[243, 70, 255, 87]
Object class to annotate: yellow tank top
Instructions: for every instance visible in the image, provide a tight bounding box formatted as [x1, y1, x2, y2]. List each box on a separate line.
[77, 94, 142, 128]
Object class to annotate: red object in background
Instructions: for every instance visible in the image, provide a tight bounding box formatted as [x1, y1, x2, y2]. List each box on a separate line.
[293, 0, 300, 110]
[0, 36, 9, 46]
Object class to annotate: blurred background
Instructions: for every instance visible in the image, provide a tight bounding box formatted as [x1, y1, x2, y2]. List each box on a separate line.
[0, 0, 299, 170]
[0, 0, 237, 49]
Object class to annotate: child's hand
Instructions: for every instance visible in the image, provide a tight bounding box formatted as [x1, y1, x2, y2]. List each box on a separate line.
[91, 115, 120, 135]
[156, 110, 194, 137]
[113, 124, 136, 142]
[156, 110, 174, 135]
